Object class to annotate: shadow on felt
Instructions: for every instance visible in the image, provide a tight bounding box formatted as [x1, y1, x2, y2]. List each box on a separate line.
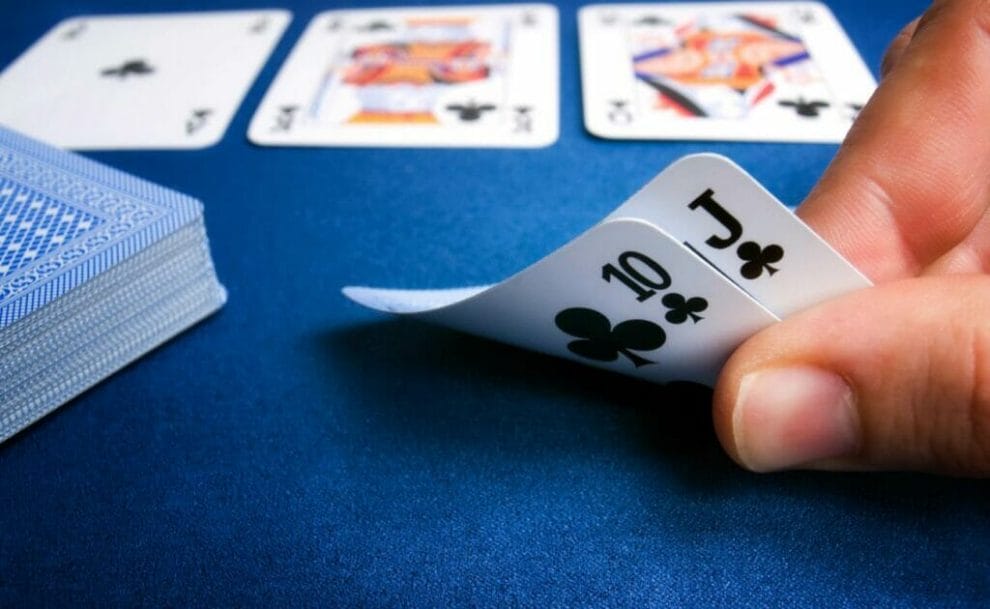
[312, 317, 740, 486]
[314, 318, 985, 496]
[310, 318, 990, 593]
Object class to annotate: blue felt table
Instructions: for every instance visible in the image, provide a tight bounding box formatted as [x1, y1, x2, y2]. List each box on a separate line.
[3, 0, 988, 606]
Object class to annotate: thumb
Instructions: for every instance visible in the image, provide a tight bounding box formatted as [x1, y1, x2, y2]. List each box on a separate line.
[713, 275, 990, 476]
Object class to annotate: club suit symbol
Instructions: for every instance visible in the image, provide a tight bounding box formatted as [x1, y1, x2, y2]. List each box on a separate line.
[446, 101, 497, 122]
[599, 11, 618, 26]
[634, 15, 671, 26]
[185, 109, 213, 135]
[778, 97, 830, 117]
[100, 59, 155, 79]
[737, 242, 784, 279]
[608, 100, 633, 124]
[358, 20, 393, 32]
[513, 106, 533, 133]
[250, 17, 270, 34]
[273, 105, 299, 132]
[554, 307, 666, 368]
[61, 22, 87, 41]
[661, 293, 708, 324]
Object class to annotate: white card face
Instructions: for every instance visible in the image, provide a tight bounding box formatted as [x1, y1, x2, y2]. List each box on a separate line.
[578, 2, 876, 142]
[345, 218, 777, 385]
[608, 153, 870, 317]
[0, 10, 291, 150]
[249, 4, 559, 148]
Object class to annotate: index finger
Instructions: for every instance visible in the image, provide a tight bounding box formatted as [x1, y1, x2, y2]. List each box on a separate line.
[797, 0, 990, 281]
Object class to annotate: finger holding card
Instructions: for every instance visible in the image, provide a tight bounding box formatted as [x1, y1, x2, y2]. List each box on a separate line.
[249, 4, 559, 148]
[0, 10, 291, 150]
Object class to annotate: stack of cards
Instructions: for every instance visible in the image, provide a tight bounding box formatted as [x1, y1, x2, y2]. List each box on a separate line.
[344, 154, 870, 385]
[0, 126, 226, 443]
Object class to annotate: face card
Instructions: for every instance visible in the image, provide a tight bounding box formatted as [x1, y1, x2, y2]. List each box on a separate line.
[0, 10, 291, 150]
[579, 2, 875, 142]
[345, 218, 777, 385]
[608, 153, 870, 318]
[249, 5, 559, 148]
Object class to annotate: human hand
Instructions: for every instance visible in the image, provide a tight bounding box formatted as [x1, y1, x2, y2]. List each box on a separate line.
[712, 0, 990, 475]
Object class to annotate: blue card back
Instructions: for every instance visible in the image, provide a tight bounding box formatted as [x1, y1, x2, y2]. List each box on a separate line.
[0, 125, 203, 328]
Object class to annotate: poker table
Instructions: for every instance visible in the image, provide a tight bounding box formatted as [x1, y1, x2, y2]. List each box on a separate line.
[4, 1, 988, 607]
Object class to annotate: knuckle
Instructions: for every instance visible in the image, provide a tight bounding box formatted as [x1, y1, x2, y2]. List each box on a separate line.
[881, 18, 920, 76]
[916, 0, 951, 34]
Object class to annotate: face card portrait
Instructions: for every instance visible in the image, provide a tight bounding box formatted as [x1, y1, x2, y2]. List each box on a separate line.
[249, 5, 559, 148]
[579, 2, 876, 143]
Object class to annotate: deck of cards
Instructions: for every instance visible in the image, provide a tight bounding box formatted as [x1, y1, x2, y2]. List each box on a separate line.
[344, 154, 870, 385]
[0, 126, 226, 443]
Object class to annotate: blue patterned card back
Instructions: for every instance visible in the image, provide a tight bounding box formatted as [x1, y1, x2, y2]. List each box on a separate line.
[0, 125, 202, 328]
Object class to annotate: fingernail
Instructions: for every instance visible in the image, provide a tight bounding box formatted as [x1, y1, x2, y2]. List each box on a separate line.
[733, 367, 859, 472]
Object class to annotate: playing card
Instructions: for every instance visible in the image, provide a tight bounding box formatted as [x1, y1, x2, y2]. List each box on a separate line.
[608, 153, 870, 317]
[0, 10, 291, 150]
[343, 153, 873, 385]
[578, 2, 875, 142]
[249, 4, 558, 148]
[345, 218, 776, 385]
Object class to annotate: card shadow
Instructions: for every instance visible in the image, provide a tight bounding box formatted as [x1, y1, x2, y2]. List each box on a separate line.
[311, 318, 990, 590]
[313, 317, 743, 488]
[313, 318, 984, 498]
